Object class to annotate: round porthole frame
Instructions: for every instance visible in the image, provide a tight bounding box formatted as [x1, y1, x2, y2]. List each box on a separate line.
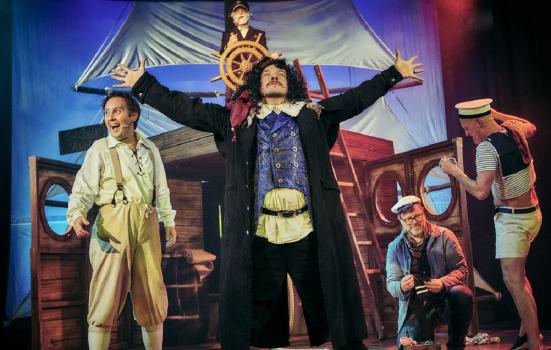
[39, 177, 75, 241]
[372, 170, 406, 227]
[416, 159, 459, 221]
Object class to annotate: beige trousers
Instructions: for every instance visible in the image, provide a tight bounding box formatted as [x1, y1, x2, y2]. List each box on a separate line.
[87, 203, 168, 332]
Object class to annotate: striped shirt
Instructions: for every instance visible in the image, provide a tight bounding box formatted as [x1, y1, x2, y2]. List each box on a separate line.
[475, 121, 536, 200]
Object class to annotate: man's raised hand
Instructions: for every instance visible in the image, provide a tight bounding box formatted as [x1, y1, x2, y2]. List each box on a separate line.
[394, 48, 424, 82]
[111, 59, 146, 88]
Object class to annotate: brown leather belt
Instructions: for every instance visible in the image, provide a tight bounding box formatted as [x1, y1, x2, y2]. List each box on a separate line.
[261, 206, 308, 218]
[495, 205, 538, 214]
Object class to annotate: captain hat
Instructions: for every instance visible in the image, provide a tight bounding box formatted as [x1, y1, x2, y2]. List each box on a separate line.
[455, 98, 493, 119]
[231, 0, 249, 12]
[391, 195, 422, 215]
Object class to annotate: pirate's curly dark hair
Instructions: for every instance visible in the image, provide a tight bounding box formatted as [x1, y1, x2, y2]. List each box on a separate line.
[232, 57, 308, 104]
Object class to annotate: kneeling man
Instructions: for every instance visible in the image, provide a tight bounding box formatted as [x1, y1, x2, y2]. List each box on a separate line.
[385, 196, 473, 349]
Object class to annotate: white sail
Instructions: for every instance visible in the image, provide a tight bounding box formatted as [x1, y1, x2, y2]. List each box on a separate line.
[75, 0, 395, 88]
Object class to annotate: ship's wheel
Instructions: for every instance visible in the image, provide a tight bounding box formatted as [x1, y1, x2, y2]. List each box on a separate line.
[211, 37, 270, 92]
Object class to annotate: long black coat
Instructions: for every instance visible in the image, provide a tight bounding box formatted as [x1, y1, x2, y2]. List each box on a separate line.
[133, 65, 403, 349]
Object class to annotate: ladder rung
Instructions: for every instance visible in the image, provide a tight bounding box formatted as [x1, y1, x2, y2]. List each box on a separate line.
[357, 240, 373, 246]
[329, 151, 345, 158]
[338, 181, 354, 187]
[365, 268, 382, 275]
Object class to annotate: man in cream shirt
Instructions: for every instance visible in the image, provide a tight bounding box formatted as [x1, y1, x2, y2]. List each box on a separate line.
[67, 91, 177, 350]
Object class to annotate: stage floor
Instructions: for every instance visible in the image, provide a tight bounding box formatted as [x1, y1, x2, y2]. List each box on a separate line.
[161, 329, 550, 349]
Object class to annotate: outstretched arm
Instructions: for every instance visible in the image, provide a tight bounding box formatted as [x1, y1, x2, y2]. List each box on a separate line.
[111, 59, 230, 139]
[319, 49, 423, 127]
[492, 108, 537, 138]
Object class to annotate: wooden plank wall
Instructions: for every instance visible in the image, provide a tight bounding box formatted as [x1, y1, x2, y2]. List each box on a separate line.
[152, 128, 217, 164]
[30, 158, 91, 350]
[167, 179, 204, 251]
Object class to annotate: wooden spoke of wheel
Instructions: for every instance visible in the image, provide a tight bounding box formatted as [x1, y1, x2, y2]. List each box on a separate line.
[210, 75, 222, 82]
[226, 46, 265, 88]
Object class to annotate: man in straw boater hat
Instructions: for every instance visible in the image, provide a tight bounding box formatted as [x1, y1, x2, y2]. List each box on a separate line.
[110, 48, 423, 349]
[385, 195, 472, 349]
[440, 99, 544, 350]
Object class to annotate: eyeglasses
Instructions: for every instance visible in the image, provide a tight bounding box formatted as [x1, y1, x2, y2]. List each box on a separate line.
[399, 213, 424, 224]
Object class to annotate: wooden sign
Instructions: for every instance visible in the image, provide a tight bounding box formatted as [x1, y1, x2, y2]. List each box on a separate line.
[59, 124, 106, 155]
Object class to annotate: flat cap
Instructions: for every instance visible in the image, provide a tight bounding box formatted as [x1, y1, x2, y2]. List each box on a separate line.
[391, 195, 422, 214]
[455, 98, 493, 119]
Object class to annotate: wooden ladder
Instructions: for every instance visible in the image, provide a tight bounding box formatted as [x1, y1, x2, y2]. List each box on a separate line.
[293, 59, 388, 339]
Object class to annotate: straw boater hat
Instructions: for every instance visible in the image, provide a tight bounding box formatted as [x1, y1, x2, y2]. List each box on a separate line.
[391, 195, 422, 215]
[455, 98, 493, 119]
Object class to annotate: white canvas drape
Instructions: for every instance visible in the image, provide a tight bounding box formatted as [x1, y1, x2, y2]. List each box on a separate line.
[75, 0, 395, 87]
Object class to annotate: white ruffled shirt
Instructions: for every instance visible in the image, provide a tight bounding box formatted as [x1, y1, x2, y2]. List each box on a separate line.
[247, 101, 306, 126]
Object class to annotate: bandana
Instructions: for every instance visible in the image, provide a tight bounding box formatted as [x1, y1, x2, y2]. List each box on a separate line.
[227, 90, 255, 142]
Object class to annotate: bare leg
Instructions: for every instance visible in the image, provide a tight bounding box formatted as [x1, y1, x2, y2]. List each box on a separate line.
[500, 258, 542, 350]
[517, 279, 533, 336]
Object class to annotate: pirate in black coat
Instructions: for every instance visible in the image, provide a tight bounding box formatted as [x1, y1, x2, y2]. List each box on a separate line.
[111, 50, 423, 350]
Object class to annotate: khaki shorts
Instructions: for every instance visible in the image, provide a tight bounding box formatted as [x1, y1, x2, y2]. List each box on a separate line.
[494, 208, 542, 259]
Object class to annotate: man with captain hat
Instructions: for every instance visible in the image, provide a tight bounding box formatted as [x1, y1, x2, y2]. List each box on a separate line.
[220, 0, 283, 61]
[221, 1, 268, 55]
[219, 0, 281, 103]
[385, 195, 473, 349]
[440, 99, 543, 350]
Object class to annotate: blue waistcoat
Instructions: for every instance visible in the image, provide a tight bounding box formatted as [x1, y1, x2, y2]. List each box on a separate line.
[255, 112, 311, 224]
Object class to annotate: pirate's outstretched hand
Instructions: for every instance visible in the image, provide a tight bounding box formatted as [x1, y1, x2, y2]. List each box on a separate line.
[394, 48, 424, 82]
[112, 59, 146, 88]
